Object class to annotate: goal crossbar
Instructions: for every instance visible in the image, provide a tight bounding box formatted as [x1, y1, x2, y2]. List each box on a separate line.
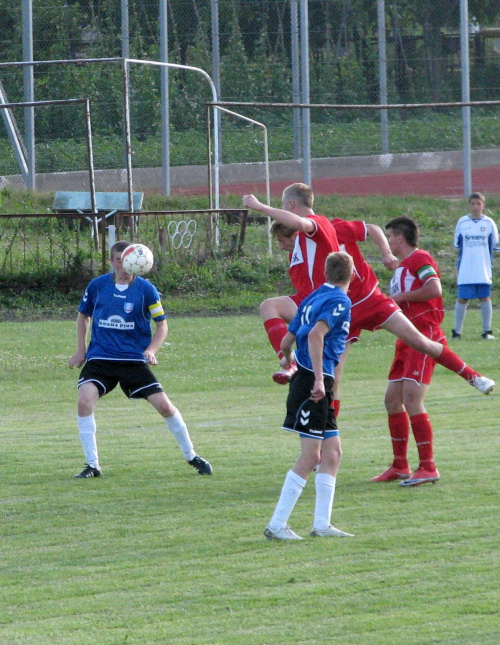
[209, 100, 500, 110]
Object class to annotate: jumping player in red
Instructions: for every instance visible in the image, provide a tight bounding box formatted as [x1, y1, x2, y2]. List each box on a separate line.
[330, 218, 398, 415]
[242, 183, 339, 384]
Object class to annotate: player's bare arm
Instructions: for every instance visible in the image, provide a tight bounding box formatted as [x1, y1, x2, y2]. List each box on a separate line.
[279, 331, 296, 367]
[144, 319, 168, 364]
[308, 321, 329, 402]
[392, 277, 442, 304]
[242, 194, 316, 234]
[68, 312, 91, 369]
[366, 223, 399, 270]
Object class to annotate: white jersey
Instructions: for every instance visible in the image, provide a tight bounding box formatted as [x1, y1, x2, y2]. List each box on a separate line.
[454, 214, 499, 285]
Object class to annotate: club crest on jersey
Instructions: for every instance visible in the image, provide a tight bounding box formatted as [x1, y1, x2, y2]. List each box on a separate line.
[124, 302, 134, 314]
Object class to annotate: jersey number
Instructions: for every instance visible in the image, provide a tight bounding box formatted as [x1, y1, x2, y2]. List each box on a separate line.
[300, 303, 347, 326]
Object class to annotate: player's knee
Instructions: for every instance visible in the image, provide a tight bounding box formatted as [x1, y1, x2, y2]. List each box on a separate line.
[77, 396, 96, 416]
[384, 393, 402, 414]
[301, 448, 322, 472]
[158, 399, 177, 418]
[259, 298, 273, 318]
[321, 447, 342, 472]
[322, 436, 342, 462]
[409, 334, 440, 358]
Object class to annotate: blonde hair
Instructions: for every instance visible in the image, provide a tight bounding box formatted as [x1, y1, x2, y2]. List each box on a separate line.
[282, 182, 314, 208]
[325, 252, 353, 285]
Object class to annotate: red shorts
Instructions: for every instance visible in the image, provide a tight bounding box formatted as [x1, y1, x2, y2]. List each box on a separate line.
[348, 288, 400, 342]
[289, 293, 303, 307]
[388, 328, 446, 385]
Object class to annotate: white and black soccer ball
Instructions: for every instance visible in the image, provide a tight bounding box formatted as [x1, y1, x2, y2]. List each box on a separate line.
[121, 243, 154, 276]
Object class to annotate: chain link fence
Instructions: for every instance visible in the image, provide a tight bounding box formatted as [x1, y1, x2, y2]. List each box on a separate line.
[0, 208, 248, 271]
[0, 207, 251, 307]
[0, 1, 499, 197]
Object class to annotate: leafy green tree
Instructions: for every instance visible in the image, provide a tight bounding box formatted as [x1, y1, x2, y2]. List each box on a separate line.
[220, 8, 252, 102]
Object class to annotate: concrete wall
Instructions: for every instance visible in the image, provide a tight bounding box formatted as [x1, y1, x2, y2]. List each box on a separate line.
[1, 148, 500, 195]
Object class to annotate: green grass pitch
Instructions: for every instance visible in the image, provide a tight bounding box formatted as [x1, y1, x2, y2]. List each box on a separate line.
[0, 311, 498, 644]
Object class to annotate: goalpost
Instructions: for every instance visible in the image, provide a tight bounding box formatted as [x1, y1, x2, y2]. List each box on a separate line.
[0, 96, 99, 245]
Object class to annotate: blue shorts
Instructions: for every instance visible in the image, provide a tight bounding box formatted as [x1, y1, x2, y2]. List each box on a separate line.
[457, 284, 491, 299]
[300, 429, 340, 440]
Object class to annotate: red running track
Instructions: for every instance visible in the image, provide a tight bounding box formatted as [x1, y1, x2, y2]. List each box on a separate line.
[174, 166, 500, 198]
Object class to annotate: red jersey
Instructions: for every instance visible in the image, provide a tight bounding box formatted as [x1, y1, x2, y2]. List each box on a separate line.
[330, 219, 380, 306]
[289, 214, 339, 302]
[390, 249, 444, 329]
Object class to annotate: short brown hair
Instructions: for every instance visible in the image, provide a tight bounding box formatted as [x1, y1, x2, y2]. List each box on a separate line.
[468, 191, 485, 204]
[271, 221, 296, 238]
[110, 240, 132, 257]
[282, 182, 314, 208]
[325, 251, 353, 285]
[385, 216, 419, 247]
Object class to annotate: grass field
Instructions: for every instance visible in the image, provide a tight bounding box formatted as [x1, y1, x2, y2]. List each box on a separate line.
[0, 310, 498, 645]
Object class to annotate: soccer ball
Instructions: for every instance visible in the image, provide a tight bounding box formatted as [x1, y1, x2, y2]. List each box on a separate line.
[121, 243, 154, 276]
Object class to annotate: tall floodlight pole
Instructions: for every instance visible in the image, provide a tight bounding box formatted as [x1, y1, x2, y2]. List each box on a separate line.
[460, 0, 472, 196]
[290, 0, 301, 160]
[121, 0, 130, 58]
[122, 59, 135, 215]
[159, 0, 170, 195]
[377, 0, 389, 154]
[211, 0, 222, 169]
[22, 0, 35, 189]
[122, 0, 131, 201]
[299, 0, 311, 185]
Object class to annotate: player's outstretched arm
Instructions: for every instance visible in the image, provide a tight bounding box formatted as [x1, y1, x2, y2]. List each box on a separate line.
[242, 194, 315, 233]
[366, 223, 399, 270]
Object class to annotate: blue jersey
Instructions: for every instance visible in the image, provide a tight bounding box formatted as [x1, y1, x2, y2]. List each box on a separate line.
[288, 283, 351, 377]
[78, 273, 166, 362]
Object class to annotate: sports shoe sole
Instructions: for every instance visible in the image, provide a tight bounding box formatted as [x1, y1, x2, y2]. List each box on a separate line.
[272, 371, 296, 385]
[73, 468, 102, 479]
[264, 526, 304, 541]
[399, 476, 440, 487]
[310, 527, 355, 537]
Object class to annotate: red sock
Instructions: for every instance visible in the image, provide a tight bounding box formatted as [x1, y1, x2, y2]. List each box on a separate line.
[410, 413, 435, 470]
[436, 346, 480, 382]
[263, 318, 288, 356]
[331, 399, 341, 418]
[388, 412, 410, 470]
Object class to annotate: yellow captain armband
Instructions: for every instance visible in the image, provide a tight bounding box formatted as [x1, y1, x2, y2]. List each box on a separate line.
[148, 301, 165, 319]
